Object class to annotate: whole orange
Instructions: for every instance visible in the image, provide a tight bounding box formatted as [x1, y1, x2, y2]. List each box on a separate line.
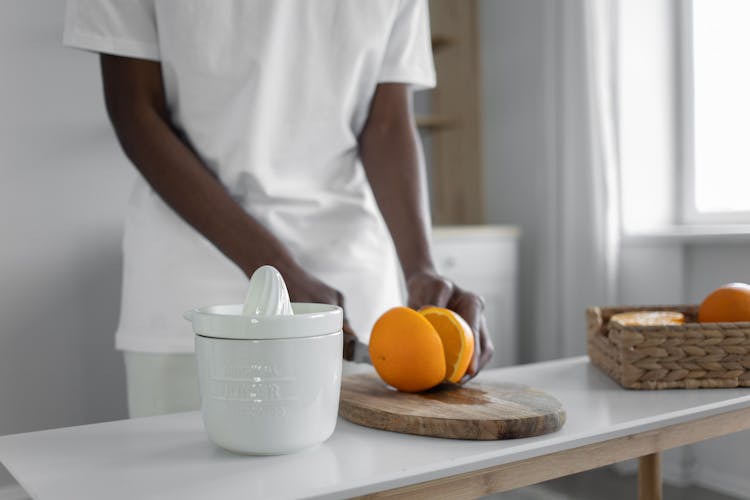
[698, 282, 750, 322]
[368, 307, 446, 392]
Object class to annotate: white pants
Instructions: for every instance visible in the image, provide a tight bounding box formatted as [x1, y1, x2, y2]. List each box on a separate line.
[123, 351, 201, 418]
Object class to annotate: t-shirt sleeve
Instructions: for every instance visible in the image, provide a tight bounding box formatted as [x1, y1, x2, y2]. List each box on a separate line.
[63, 0, 160, 61]
[378, 0, 436, 90]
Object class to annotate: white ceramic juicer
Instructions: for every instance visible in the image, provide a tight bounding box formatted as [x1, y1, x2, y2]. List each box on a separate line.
[184, 266, 343, 455]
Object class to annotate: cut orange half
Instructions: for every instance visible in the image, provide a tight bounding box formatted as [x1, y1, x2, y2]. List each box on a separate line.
[609, 311, 684, 326]
[419, 307, 475, 383]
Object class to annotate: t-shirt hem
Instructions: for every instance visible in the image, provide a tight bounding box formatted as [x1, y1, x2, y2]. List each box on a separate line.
[116, 334, 195, 354]
[377, 70, 436, 91]
[63, 30, 160, 61]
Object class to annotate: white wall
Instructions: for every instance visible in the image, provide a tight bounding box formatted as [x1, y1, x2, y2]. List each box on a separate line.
[0, 0, 133, 488]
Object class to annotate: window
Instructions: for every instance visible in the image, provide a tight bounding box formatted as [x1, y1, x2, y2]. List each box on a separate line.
[681, 0, 750, 223]
[618, 0, 750, 233]
[618, 0, 677, 233]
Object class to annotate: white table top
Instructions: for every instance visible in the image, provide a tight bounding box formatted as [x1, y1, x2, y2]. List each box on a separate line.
[3, 356, 750, 500]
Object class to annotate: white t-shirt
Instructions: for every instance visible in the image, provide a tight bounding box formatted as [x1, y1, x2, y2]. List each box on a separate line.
[63, 0, 436, 353]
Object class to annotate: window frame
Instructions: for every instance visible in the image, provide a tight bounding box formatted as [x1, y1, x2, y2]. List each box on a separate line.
[678, 0, 750, 225]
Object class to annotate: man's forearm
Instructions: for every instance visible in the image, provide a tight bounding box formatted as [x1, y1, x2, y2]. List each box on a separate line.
[101, 56, 300, 280]
[359, 84, 436, 279]
[117, 112, 300, 277]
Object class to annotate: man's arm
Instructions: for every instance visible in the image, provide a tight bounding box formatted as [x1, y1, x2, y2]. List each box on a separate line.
[100, 54, 359, 354]
[358, 83, 493, 378]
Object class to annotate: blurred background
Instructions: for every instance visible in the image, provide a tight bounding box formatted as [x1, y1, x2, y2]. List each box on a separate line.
[2, 0, 750, 498]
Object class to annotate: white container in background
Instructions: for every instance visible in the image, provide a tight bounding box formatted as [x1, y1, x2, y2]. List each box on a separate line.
[185, 303, 343, 455]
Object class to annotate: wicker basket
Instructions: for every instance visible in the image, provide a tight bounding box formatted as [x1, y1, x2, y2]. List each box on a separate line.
[587, 304, 750, 389]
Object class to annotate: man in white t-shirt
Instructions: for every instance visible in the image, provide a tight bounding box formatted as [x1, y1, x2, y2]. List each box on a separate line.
[64, 0, 493, 417]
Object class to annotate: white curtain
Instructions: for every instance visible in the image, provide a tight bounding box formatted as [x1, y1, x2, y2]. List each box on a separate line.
[478, 0, 621, 362]
[555, 0, 621, 357]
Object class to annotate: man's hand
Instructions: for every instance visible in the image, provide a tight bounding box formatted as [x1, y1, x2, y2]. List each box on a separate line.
[407, 269, 494, 381]
[281, 270, 361, 361]
[357, 83, 493, 379]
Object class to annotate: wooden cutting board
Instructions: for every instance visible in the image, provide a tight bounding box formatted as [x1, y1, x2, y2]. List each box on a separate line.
[338, 373, 566, 440]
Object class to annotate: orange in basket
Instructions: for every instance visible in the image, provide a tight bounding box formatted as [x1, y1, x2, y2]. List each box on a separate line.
[698, 282, 750, 323]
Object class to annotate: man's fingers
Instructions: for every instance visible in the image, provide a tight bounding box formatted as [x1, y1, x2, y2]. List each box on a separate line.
[447, 287, 482, 334]
[462, 326, 481, 381]
[477, 315, 494, 370]
[449, 290, 490, 383]
[407, 274, 454, 309]
[430, 278, 454, 308]
[404, 274, 493, 382]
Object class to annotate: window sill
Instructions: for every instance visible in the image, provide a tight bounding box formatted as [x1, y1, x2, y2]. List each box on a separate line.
[623, 225, 750, 245]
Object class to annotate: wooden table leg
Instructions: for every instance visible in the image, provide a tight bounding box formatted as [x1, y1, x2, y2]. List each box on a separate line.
[638, 453, 662, 500]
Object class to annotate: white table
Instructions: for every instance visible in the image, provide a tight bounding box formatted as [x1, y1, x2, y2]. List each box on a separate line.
[2, 356, 750, 500]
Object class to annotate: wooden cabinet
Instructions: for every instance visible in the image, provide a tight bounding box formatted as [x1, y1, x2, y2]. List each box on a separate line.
[432, 225, 519, 368]
[417, 0, 483, 226]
